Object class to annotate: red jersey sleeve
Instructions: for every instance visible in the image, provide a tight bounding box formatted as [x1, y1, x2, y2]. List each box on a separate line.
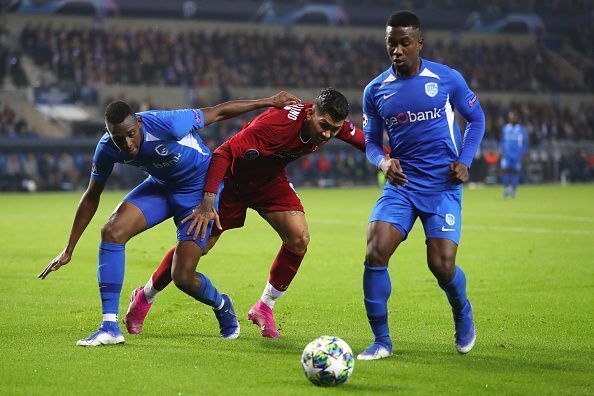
[203, 141, 232, 193]
[336, 120, 365, 152]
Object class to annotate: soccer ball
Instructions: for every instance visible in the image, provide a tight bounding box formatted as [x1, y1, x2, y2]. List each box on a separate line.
[301, 336, 354, 386]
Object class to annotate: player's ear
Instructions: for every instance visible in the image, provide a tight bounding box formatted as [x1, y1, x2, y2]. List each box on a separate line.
[305, 107, 315, 120]
[417, 32, 424, 51]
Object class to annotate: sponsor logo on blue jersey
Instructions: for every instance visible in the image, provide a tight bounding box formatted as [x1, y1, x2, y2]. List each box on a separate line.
[152, 152, 182, 168]
[385, 107, 442, 127]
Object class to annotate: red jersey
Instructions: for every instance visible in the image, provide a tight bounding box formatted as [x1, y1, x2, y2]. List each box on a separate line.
[204, 102, 365, 193]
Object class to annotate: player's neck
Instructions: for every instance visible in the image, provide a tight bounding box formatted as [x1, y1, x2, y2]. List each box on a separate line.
[393, 58, 422, 78]
[299, 129, 312, 144]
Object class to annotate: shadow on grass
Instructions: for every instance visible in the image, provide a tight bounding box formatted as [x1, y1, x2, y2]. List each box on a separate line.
[390, 341, 593, 374]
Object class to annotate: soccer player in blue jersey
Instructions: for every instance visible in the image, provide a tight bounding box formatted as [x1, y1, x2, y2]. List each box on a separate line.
[501, 110, 528, 198]
[38, 91, 300, 346]
[358, 11, 485, 360]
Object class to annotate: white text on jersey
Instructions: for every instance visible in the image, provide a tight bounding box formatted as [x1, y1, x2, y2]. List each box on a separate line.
[385, 107, 442, 127]
[286, 103, 305, 121]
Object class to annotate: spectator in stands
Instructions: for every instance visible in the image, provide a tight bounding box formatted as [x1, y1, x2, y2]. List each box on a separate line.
[17, 25, 592, 93]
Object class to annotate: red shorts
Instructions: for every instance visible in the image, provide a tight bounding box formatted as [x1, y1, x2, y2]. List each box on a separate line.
[212, 177, 304, 236]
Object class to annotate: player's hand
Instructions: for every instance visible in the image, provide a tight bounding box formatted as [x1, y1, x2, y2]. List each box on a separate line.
[449, 162, 469, 184]
[270, 91, 301, 109]
[181, 193, 222, 241]
[379, 156, 408, 186]
[38, 249, 72, 279]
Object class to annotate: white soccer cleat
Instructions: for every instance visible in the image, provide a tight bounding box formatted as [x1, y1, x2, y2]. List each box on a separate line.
[456, 332, 476, 354]
[356, 343, 393, 360]
[76, 327, 125, 347]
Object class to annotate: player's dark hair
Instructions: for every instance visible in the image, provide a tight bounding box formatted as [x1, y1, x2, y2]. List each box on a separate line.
[387, 11, 421, 30]
[314, 88, 349, 122]
[105, 100, 134, 125]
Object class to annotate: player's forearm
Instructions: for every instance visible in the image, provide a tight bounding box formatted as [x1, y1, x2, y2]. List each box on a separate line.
[341, 125, 366, 153]
[365, 137, 386, 168]
[65, 193, 100, 253]
[458, 106, 486, 167]
[207, 98, 273, 124]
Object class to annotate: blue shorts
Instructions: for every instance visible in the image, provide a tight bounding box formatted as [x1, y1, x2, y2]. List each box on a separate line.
[369, 185, 462, 244]
[123, 177, 220, 250]
[501, 156, 521, 171]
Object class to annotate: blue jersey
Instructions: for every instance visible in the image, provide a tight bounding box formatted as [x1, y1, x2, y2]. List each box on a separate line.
[501, 123, 528, 160]
[363, 58, 485, 191]
[91, 109, 211, 189]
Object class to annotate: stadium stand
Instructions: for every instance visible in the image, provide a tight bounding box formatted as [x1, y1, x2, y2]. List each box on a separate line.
[0, 4, 592, 191]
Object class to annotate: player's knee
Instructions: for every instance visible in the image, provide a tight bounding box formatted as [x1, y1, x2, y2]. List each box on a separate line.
[171, 270, 193, 294]
[101, 222, 130, 244]
[427, 253, 456, 282]
[365, 246, 389, 267]
[285, 232, 309, 254]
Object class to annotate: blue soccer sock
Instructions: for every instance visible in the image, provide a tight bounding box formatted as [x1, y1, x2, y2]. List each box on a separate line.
[502, 173, 510, 189]
[439, 265, 468, 314]
[363, 264, 392, 346]
[98, 242, 125, 324]
[511, 173, 520, 193]
[190, 272, 224, 309]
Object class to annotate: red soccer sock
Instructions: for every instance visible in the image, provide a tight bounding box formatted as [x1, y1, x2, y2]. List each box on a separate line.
[268, 244, 306, 292]
[151, 246, 175, 291]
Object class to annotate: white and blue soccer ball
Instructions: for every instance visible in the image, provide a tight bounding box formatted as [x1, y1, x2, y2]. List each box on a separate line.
[301, 335, 354, 387]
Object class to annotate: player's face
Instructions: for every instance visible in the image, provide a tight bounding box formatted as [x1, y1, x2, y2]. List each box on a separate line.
[385, 25, 423, 76]
[304, 109, 344, 145]
[106, 115, 143, 157]
[508, 111, 518, 124]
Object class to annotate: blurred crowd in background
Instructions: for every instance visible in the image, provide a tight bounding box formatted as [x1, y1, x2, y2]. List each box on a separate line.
[1, 0, 593, 191]
[13, 25, 592, 92]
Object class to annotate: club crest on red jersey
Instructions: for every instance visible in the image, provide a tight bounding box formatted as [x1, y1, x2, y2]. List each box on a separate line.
[244, 149, 260, 160]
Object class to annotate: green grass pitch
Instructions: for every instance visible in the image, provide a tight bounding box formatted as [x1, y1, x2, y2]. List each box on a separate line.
[1, 185, 593, 395]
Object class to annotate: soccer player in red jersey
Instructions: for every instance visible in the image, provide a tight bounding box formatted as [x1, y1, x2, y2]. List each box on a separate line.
[125, 88, 365, 338]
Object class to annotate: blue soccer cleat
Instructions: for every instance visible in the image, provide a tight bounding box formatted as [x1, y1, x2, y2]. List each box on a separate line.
[76, 322, 125, 347]
[357, 341, 393, 361]
[454, 301, 476, 354]
[214, 294, 240, 339]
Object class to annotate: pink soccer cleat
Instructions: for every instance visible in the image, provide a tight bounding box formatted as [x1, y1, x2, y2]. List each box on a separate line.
[124, 287, 153, 334]
[247, 300, 280, 338]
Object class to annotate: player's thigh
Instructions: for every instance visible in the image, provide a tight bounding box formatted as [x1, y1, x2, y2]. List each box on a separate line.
[260, 210, 309, 249]
[103, 179, 170, 242]
[254, 179, 308, 248]
[417, 190, 461, 245]
[426, 237, 458, 267]
[369, 186, 417, 241]
[366, 221, 405, 266]
[122, 178, 171, 229]
[169, 184, 225, 252]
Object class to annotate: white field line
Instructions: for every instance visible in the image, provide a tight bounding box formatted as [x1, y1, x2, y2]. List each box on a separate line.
[309, 219, 593, 236]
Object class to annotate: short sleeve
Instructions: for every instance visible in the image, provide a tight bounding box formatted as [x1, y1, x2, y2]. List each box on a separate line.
[90, 138, 116, 181]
